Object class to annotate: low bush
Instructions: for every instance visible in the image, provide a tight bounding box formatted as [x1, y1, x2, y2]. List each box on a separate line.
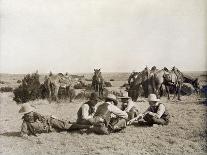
[17, 80, 21, 83]
[13, 72, 41, 103]
[0, 80, 5, 84]
[0, 86, 13, 92]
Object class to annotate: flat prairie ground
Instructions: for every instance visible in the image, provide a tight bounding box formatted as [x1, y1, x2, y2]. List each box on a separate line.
[0, 72, 206, 155]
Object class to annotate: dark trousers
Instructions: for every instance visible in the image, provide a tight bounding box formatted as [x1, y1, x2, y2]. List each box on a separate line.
[92, 118, 126, 135]
[50, 118, 91, 131]
[127, 107, 139, 120]
[143, 113, 169, 125]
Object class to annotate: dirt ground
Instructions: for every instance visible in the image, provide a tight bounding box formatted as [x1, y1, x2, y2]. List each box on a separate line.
[0, 72, 207, 155]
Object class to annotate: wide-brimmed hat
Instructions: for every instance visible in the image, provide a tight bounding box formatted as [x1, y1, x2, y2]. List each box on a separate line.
[106, 94, 118, 105]
[118, 92, 131, 99]
[148, 94, 160, 102]
[90, 92, 99, 101]
[19, 103, 34, 114]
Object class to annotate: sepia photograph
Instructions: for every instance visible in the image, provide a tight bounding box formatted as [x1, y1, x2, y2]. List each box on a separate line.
[0, 0, 206, 154]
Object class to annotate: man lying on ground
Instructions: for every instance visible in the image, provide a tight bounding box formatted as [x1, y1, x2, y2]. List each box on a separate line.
[19, 103, 91, 137]
[128, 94, 170, 126]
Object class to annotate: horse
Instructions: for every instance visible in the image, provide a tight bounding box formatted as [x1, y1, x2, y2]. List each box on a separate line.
[128, 72, 141, 101]
[128, 67, 152, 100]
[43, 73, 74, 102]
[183, 74, 200, 93]
[149, 67, 184, 100]
[131, 67, 184, 100]
[92, 69, 104, 97]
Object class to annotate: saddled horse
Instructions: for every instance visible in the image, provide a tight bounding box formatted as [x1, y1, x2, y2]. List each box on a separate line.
[92, 69, 104, 96]
[149, 67, 184, 100]
[44, 73, 74, 102]
[131, 67, 184, 100]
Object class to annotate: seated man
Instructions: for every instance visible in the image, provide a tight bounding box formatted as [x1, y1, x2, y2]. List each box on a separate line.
[76, 92, 99, 125]
[91, 94, 128, 135]
[128, 94, 170, 126]
[19, 103, 90, 137]
[118, 93, 139, 120]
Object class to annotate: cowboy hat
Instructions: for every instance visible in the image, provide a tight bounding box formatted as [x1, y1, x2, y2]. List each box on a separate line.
[19, 103, 34, 114]
[118, 92, 131, 99]
[106, 94, 118, 105]
[148, 94, 160, 102]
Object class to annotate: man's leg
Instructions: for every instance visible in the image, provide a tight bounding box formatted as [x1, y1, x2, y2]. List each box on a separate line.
[109, 118, 126, 132]
[92, 123, 110, 135]
[143, 114, 168, 125]
[151, 117, 169, 125]
[127, 107, 139, 120]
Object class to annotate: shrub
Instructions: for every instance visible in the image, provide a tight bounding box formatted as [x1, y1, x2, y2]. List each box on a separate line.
[17, 80, 21, 83]
[0, 80, 5, 84]
[104, 81, 112, 87]
[13, 72, 41, 103]
[0, 86, 13, 92]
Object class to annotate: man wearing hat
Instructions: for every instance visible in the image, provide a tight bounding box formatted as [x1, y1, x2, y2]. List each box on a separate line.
[118, 92, 139, 120]
[19, 103, 91, 137]
[76, 92, 99, 125]
[128, 94, 170, 126]
[91, 94, 128, 135]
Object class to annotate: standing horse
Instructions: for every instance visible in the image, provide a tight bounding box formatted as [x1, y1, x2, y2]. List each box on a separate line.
[92, 69, 104, 96]
[150, 67, 184, 100]
[128, 71, 141, 101]
[44, 73, 73, 102]
[128, 67, 152, 100]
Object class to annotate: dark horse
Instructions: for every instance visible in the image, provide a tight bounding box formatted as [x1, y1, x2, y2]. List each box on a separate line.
[128, 71, 142, 101]
[92, 69, 104, 96]
[127, 67, 152, 101]
[183, 74, 200, 94]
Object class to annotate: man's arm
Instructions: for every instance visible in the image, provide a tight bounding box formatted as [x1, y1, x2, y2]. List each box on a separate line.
[155, 104, 165, 118]
[108, 104, 128, 119]
[124, 99, 135, 112]
[82, 104, 93, 120]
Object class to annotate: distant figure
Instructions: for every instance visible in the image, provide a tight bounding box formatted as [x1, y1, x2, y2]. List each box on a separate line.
[76, 92, 99, 125]
[19, 103, 90, 137]
[118, 92, 139, 120]
[91, 94, 128, 135]
[128, 94, 170, 126]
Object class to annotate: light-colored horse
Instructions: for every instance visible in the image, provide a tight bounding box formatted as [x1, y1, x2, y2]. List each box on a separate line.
[150, 68, 184, 100]
[44, 73, 73, 102]
[92, 69, 104, 97]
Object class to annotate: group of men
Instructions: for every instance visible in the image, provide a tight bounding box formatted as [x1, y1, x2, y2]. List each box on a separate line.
[19, 92, 170, 137]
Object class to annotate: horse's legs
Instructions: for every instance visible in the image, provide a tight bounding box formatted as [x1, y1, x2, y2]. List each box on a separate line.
[54, 87, 59, 102]
[165, 84, 170, 100]
[48, 83, 52, 103]
[172, 84, 178, 100]
[177, 83, 182, 101]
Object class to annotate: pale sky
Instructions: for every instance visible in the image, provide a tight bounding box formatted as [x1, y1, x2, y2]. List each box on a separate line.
[0, 0, 206, 74]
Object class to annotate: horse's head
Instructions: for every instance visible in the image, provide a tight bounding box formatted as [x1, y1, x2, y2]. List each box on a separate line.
[132, 72, 143, 87]
[142, 67, 150, 80]
[94, 69, 101, 77]
[193, 78, 200, 91]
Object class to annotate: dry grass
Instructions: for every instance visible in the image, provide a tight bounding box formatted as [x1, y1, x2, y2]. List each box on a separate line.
[0, 72, 206, 155]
